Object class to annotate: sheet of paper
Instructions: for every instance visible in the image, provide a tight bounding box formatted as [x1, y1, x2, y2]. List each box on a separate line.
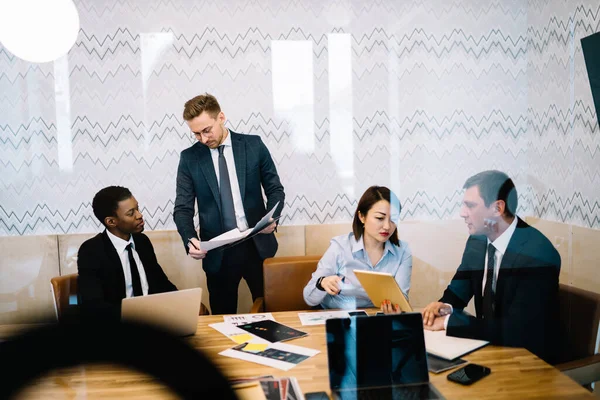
[200, 229, 252, 251]
[209, 322, 270, 344]
[247, 201, 280, 236]
[424, 329, 489, 360]
[211, 228, 247, 241]
[288, 377, 302, 400]
[220, 341, 319, 371]
[223, 312, 276, 326]
[199, 201, 280, 252]
[244, 343, 269, 352]
[297, 310, 353, 326]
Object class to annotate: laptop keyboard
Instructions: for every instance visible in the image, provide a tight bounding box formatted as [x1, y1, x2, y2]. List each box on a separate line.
[337, 385, 440, 400]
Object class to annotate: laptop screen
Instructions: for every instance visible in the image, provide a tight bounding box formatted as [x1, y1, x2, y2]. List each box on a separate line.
[326, 313, 430, 390]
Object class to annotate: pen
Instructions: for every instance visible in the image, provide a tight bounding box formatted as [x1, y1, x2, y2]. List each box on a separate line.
[337, 274, 345, 294]
[188, 238, 200, 250]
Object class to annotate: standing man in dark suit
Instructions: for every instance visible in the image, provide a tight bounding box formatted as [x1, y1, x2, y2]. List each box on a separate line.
[174, 93, 285, 315]
[78, 186, 177, 320]
[422, 170, 561, 363]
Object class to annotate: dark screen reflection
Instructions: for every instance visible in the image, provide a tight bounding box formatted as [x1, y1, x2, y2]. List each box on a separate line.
[327, 313, 429, 390]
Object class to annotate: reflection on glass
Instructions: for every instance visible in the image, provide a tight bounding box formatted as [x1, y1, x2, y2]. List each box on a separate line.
[388, 41, 401, 202]
[327, 315, 429, 390]
[271, 40, 314, 153]
[326, 314, 442, 399]
[328, 33, 354, 198]
[54, 54, 73, 172]
[141, 32, 174, 148]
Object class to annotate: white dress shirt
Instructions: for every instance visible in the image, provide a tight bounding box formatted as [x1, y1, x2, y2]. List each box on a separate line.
[209, 129, 249, 231]
[106, 230, 149, 297]
[444, 217, 518, 329]
[482, 217, 518, 296]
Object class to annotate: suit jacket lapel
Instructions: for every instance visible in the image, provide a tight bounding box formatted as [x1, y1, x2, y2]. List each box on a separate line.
[195, 144, 222, 212]
[230, 131, 246, 202]
[101, 230, 126, 299]
[497, 218, 529, 296]
[499, 218, 528, 270]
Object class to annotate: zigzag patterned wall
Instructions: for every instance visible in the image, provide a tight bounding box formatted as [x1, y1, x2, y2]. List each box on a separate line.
[0, 0, 598, 236]
[527, 0, 600, 228]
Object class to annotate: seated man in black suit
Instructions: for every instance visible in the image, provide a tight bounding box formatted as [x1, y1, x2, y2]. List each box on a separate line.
[78, 186, 177, 320]
[422, 170, 561, 363]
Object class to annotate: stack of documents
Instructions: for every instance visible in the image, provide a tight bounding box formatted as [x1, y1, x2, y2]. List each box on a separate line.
[230, 375, 305, 400]
[210, 313, 319, 371]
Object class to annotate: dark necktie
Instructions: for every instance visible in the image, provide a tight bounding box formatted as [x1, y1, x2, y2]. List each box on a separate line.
[126, 243, 143, 297]
[218, 145, 237, 231]
[482, 243, 496, 319]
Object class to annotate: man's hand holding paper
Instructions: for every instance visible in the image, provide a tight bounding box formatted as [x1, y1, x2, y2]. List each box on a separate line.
[187, 238, 207, 260]
[259, 219, 277, 234]
[199, 202, 280, 252]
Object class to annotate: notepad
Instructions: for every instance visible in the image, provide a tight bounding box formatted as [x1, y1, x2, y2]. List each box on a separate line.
[424, 330, 489, 360]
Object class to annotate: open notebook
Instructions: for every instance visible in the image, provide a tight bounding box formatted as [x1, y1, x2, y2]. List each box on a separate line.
[424, 330, 489, 360]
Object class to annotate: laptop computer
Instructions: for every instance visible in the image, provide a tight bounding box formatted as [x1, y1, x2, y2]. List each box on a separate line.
[326, 313, 445, 400]
[121, 287, 202, 336]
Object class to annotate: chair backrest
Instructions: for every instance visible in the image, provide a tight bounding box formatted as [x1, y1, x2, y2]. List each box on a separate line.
[50, 273, 79, 322]
[556, 283, 600, 364]
[262, 255, 321, 312]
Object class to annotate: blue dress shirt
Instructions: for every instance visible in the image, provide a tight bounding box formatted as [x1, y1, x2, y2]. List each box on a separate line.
[303, 233, 412, 309]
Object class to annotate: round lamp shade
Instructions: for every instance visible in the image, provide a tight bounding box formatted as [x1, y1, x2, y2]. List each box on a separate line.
[0, 0, 80, 63]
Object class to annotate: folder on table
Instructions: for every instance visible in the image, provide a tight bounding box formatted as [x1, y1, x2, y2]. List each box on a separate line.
[424, 330, 489, 360]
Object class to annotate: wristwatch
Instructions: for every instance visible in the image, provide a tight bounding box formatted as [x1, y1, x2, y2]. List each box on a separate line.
[316, 276, 326, 291]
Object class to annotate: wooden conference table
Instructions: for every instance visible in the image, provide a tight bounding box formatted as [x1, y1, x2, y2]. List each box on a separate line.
[0, 310, 593, 399]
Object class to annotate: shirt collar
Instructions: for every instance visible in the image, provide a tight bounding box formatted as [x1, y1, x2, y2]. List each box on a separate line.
[488, 217, 518, 255]
[106, 229, 134, 255]
[211, 128, 232, 152]
[221, 128, 232, 147]
[350, 233, 397, 257]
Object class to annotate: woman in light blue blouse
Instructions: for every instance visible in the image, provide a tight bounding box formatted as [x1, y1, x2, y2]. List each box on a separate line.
[303, 186, 412, 312]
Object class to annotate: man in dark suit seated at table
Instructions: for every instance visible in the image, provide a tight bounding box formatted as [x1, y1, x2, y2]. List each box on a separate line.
[77, 186, 177, 320]
[422, 170, 561, 363]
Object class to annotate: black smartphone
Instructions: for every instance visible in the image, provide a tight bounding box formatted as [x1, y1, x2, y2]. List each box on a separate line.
[304, 391, 329, 400]
[447, 363, 491, 385]
[348, 310, 368, 317]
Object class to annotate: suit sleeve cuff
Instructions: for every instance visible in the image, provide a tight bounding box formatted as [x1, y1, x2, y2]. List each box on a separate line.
[444, 314, 451, 330]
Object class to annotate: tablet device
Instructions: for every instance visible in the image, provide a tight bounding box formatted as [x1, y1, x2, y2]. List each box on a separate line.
[353, 270, 412, 312]
[427, 353, 467, 373]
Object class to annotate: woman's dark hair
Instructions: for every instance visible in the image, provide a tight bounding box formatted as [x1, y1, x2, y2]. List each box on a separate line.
[352, 186, 400, 246]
